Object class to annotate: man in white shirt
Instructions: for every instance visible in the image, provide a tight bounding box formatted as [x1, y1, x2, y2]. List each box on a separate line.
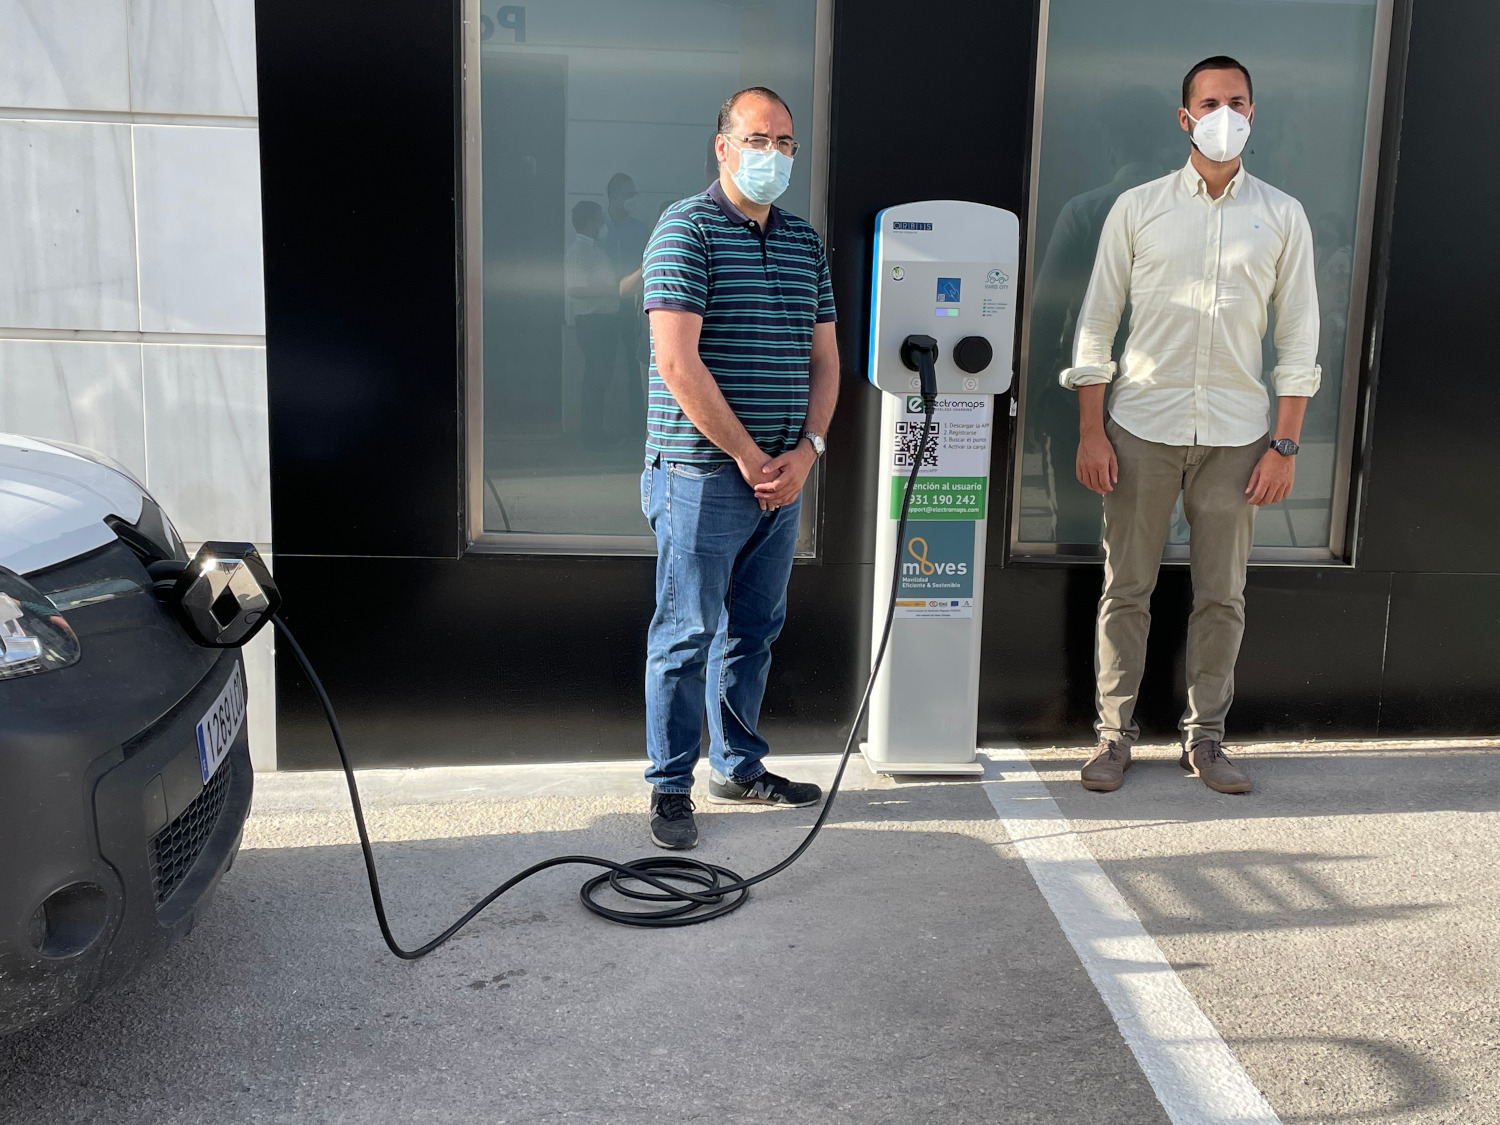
[565, 200, 625, 447]
[1061, 56, 1320, 795]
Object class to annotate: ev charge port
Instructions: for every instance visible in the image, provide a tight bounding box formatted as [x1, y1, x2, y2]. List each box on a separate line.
[953, 335, 993, 374]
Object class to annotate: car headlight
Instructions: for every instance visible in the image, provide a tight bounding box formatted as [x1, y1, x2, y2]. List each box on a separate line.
[0, 570, 81, 680]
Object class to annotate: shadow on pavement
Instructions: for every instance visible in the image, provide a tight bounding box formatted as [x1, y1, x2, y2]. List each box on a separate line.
[1025, 747, 1500, 823]
[1234, 1035, 1457, 1123]
[1100, 849, 1445, 936]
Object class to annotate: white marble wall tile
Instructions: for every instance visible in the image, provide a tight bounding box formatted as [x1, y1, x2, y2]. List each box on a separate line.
[242, 613, 276, 771]
[127, 0, 257, 117]
[0, 120, 139, 330]
[0, 339, 146, 480]
[133, 124, 265, 334]
[142, 344, 269, 543]
[0, 0, 131, 112]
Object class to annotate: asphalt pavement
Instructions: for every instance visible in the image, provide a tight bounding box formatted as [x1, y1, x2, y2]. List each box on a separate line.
[2, 740, 1497, 1124]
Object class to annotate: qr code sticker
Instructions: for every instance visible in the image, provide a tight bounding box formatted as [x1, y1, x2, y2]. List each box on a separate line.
[892, 421, 940, 470]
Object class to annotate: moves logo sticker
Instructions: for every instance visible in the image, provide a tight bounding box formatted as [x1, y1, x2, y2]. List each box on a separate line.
[898, 521, 975, 600]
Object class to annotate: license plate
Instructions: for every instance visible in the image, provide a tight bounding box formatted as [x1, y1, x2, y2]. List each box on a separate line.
[195, 662, 247, 785]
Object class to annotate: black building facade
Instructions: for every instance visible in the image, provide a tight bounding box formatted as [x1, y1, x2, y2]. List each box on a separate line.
[255, 0, 1500, 770]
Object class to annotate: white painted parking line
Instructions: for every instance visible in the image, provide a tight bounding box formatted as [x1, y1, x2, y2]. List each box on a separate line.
[981, 750, 1283, 1125]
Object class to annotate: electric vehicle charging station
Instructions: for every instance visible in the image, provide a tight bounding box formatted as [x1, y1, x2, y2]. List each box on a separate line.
[863, 201, 1020, 775]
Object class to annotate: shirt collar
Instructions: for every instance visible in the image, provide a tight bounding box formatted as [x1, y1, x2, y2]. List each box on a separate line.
[707, 179, 782, 233]
[1181, 157, 1249, 199]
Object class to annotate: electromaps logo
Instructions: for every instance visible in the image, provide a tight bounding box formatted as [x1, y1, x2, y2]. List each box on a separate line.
[906, 396, 986, 414]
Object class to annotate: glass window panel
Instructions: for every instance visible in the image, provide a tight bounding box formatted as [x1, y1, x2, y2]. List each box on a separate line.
[475, 0, 822, 541]
[1016, 0, 1382, 555]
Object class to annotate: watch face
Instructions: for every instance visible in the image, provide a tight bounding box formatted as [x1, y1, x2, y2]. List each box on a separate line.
[1272, 438, 1299, 456]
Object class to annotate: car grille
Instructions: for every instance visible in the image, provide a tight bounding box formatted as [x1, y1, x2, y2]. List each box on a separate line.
[148, 765, 231, 906]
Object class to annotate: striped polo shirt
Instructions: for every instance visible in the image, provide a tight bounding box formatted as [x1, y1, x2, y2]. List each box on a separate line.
[642, 181, 836, 463]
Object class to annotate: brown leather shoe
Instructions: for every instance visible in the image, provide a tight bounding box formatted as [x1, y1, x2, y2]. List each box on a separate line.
[1180, 739, 1253, 794]
[1080, 738, 1131, 791]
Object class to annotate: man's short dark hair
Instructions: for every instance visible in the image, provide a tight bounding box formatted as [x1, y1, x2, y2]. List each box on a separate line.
[571, 199, 603, 233]
[606, 172, 635, 201]
[716, 86, 793, 135]
[1182, 56, 1253, 107]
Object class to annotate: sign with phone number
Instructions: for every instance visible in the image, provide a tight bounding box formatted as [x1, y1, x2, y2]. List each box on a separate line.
[889, 475, 988, 521]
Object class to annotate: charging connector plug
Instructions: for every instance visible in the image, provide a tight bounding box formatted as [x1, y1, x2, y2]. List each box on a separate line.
[900, 334, 940, 412]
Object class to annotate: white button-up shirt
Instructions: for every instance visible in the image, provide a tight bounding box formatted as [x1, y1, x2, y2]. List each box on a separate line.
[1059, 159, 1321, 447]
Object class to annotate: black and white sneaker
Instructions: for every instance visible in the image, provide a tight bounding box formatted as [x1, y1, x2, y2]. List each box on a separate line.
[706, 770, 821, 807]
[649, 792, 699, 850]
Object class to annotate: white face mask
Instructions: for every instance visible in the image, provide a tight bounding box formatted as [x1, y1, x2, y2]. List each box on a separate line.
[1187, 104, 1251, 163]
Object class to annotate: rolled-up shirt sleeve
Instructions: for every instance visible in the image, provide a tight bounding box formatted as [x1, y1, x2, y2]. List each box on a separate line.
[1269, 199, 1322, 398]
[1059, 196, 1133, 389]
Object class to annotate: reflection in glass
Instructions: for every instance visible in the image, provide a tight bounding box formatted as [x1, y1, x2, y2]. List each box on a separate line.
[479, 0, 820, 537]
[1019, 0, 1380, 551]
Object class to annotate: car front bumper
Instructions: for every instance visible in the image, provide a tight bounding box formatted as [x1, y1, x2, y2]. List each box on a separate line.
[1, 579, 253, 1035]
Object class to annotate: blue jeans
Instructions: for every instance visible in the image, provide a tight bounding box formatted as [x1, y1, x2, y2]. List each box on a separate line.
[642, 454, 801, 794]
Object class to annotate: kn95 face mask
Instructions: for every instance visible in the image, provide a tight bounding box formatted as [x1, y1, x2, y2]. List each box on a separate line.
[1187, 104, 1251, 163]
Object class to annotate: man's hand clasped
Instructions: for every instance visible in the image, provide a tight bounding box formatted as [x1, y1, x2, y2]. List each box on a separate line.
[739, 441, 817, 512]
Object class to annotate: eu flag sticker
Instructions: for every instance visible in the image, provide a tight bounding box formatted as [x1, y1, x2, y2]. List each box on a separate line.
[936, 277, 962, 303]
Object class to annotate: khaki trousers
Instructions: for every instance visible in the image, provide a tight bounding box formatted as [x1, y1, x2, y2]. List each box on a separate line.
[1096, 417, 1265, 746]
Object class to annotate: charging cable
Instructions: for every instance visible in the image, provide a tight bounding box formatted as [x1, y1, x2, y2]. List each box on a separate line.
[271, 343, 942, 954]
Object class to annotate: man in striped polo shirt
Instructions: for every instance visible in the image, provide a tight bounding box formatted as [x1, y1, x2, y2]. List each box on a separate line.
[639, 86, 839, 850]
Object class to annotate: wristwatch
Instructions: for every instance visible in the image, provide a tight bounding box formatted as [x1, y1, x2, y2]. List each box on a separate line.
[803, 432, 827, 457]
[1270, 437, 1300, 456]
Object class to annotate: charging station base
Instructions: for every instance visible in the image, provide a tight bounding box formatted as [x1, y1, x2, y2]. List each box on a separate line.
[859, 744, 986, 777]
